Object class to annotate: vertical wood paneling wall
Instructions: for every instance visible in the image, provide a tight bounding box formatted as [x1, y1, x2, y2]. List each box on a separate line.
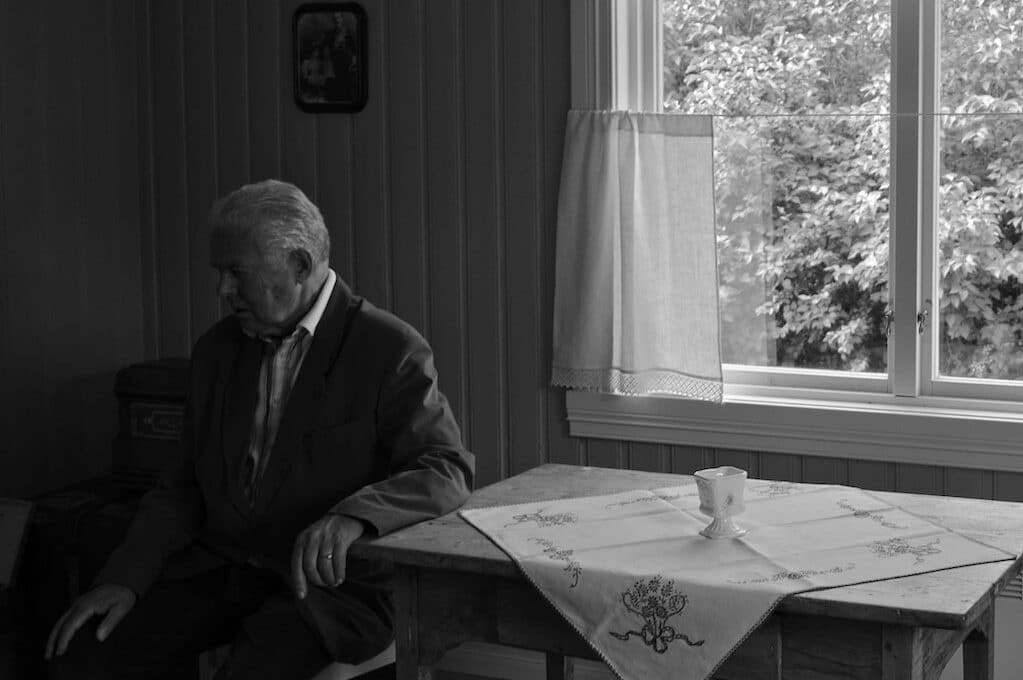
[135, 0, 576, 490]
[5, 0, 1023, 504]
[0, 0, 145, 497]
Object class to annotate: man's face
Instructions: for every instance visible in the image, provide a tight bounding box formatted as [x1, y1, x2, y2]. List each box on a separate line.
[210, 228, 304, 337]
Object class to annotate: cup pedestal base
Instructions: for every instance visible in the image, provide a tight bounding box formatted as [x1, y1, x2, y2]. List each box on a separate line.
[699, 516, 747, 539]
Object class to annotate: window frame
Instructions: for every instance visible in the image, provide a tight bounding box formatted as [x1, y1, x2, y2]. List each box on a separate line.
[566, 0, 1023, 469]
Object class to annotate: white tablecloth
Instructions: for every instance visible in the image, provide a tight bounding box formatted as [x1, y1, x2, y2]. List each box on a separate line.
[460, 479, 1017, 680]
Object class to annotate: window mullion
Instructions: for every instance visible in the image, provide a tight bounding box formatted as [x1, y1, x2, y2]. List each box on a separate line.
[919, 0, 940, 395]
[643, 0, 662, 112]
[890, 0, 924, 397]
[570, 0, 660, 111]
[569, 0, 614, 109]
[613, 0, 661, 111]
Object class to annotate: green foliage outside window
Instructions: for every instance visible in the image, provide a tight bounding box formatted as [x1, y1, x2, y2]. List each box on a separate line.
[664, 0, 1023, 379]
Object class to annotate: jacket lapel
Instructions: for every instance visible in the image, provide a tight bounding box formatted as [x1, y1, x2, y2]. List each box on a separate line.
[253, 278, 361, 512]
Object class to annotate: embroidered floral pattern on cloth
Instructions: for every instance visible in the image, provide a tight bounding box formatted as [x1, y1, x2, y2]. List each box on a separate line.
[459, 479, 1018, 680]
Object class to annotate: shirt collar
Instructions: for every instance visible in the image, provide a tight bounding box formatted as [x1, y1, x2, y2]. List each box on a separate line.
[295, 268, 336, 339]
[244, 268, 336, 342]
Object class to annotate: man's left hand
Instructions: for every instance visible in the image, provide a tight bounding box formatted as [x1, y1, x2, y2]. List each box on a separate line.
[291, 513, 366, 599]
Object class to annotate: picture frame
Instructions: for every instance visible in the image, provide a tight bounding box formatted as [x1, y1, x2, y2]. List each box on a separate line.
[293, 2, 368, 113]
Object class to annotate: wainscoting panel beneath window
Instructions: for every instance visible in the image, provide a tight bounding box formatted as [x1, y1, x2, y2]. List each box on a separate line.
[576, 438, 1022, 503]
[848, 460, 899, 492]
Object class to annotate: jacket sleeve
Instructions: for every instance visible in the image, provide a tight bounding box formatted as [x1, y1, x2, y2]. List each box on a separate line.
[329, 330, 475, 536]
[94, 346, 209, 596]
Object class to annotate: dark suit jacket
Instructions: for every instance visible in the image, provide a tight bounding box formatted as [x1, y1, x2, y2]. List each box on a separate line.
[98, 276, 475, 662]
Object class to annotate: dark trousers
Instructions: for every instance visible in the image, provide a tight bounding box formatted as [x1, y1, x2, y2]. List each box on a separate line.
[47, 564, 333, 680]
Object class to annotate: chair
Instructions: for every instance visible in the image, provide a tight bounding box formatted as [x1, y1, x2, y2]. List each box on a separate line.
[310, 641, 396, 680]
[1, 498, 34, 678]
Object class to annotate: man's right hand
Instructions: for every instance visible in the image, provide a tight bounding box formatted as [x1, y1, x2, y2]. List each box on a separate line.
[45, 584, 137, 659]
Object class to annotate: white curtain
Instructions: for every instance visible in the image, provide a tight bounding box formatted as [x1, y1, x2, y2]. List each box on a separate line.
[551, 110, 722, 402]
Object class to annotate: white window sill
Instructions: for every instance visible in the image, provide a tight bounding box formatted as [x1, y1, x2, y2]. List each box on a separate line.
[565, 388, 1023, 472]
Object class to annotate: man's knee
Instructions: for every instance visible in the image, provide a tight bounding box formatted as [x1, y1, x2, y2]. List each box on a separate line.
[46, 617, 197, 680]
[48, 653, 95, 680]
[47, 619, 107, 680]
[214, 597, 331, 680]
[214, 636, 328, 680]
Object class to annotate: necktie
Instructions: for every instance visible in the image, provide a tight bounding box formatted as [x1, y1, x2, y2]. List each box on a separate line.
[241, 337, 283, 505]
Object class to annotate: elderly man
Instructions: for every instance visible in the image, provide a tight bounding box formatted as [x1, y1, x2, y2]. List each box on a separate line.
[46, 180, 475, 679]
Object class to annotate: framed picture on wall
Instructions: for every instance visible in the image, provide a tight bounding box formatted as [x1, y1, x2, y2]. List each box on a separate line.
[293, 2, 368, 112]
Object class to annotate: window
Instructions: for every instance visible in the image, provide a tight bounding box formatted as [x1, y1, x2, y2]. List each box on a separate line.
[566, 0, 1023, 467]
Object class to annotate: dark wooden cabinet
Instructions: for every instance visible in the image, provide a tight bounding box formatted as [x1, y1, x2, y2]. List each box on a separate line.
[113, 358, 189, 490]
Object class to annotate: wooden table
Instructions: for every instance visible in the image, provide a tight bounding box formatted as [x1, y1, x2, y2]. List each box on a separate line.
[350, 464, 1023, 680]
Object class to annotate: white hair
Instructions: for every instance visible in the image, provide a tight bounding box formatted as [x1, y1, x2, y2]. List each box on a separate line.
[209, 179, 330, 265]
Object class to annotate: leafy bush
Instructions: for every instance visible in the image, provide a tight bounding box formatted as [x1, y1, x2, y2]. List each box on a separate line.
[664, 0, 1023, 378]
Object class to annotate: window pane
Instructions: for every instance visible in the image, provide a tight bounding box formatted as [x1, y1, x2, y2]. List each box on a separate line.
[938, 1, 1023, 381]
[937, 114, 1023, 380]
[940, 0, 1022, 114]
[715, 116, 890, 371]
[663, 0, 891, 372]
[663, 0, 890, 116]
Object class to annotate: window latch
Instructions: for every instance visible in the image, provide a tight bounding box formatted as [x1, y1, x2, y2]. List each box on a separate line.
[883, 300, 931, 337]
[917, 299, 931, 335]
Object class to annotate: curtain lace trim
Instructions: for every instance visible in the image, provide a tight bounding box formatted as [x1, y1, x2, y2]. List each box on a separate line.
[551, 366, 722, 403]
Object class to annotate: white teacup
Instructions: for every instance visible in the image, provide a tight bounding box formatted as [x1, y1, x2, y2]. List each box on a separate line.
[694, 466, 748, 539]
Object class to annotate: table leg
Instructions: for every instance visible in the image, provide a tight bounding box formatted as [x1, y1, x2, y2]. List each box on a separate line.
[545, 652, 574, 680]
[394, 566, 435, 680]
[881, 624, 924, 680]
[962, 605, 994, 680]
[881, 623, 976, 680]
